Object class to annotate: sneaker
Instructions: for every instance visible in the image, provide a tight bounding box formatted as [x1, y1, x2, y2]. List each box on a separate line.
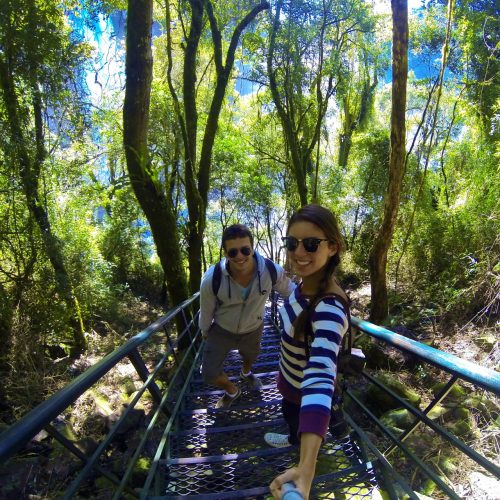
[240, 371, 263, 390]
[215, 387, 241, 409]
[264, 432, 291, 448]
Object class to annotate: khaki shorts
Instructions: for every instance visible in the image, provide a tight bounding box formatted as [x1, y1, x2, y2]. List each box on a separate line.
[201, 323, 264, 384]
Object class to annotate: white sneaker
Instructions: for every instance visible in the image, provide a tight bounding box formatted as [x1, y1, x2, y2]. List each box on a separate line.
[264, 432, 291, 448]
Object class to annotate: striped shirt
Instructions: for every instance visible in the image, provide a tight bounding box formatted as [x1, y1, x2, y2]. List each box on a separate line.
[277, 285, 349, 439]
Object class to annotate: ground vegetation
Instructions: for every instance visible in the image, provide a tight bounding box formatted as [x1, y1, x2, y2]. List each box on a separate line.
[0, 0, 498, 495]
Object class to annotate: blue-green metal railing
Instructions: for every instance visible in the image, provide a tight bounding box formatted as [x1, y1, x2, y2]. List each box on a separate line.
[345, 316, 500, 499]
[0, 292, 201, 497]
[0, 292, 499, 498]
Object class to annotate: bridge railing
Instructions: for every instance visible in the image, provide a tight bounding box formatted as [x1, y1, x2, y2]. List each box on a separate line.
[1, 292, 499, 498]
[345, 316, 500, 499]
[0, 293, 202, 498]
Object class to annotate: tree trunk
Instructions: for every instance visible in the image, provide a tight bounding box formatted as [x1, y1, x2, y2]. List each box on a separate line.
[338, 74, 377, 169]
[368, 0, 408, 323]
[175, 0, 269, 292]
[0, 57, 87, 356]
[267, 0, 332, 206]
[0, 282, 12, 361]
[124, 0, 190, 317]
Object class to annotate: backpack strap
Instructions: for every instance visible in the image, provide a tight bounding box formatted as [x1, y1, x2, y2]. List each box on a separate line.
[211, 262, 223, 297]
[264, 258, 278, 287]
[304, 292, 352, 358]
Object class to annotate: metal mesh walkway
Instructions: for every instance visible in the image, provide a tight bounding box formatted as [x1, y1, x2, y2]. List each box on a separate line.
[154, 304, 381, 499]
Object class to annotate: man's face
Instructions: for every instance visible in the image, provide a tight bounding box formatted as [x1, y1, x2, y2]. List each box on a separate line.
[224, 236, 254, 273]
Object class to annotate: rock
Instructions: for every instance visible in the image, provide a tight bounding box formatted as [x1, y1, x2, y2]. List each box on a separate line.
[385, 425, 405, 437]
[415, 493, 435, 500]
[91, 391, 114, 416]
[464, 395, 500, 419]
[54, 422, 77, 442]
[450, 406, 470, 421]
[130, 457, 151, 487]
[468, 471, 500, 499]
[367, 372, 421, 412]
[380, 408, 416, 430]
[420, 475, 449, 497]
[75, 437, 99, 455]
[473, 334, 497, 351]
[120, 377, 138, 396]
[32, 429, 49, 442]
[448, 418, 480, 439]
[363, 340, 406, 371]
[126, 391, 147, 410]
[427, 404, 449, 420]
[430, 382, 467, 404]
[438, 456, 457, 475]
[405, 431, 436, 455]
[106, 407, 145, 434]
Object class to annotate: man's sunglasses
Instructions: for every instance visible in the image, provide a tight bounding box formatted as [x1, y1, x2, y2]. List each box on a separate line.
[282, 236, 330, 253]
[227, 246, 252, 258]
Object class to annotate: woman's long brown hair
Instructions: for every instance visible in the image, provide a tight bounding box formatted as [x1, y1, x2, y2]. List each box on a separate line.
[288, 204, 345, 355]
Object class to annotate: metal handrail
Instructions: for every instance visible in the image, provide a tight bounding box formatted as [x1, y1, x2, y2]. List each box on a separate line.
[0, 293, 200, 463]
[347, 314, 500, 496]
[352, 316, 500, 395]
[1, 294, 499, 498]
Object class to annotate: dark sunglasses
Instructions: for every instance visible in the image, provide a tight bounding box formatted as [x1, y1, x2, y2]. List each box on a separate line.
[282, 236, 330, 253]
[227, 246, 252, 258]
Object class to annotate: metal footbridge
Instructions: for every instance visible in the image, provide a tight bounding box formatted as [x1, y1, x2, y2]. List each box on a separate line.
[0, 293, 499, 498]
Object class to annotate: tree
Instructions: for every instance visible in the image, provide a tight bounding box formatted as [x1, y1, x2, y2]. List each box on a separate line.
[337, 35, 383, 169]
[165, 0, 270, 292]
[0, 0, 86, 354]
[123, 0, 190, 311]
[266, 0, 376, 205]
[368, 0, 408, 323]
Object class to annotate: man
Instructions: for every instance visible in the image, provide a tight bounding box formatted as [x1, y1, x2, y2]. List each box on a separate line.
[199, 224, 294, 409]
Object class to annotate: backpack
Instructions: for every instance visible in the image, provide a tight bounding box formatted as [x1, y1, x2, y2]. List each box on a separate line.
[303, 292, 364, 438]
[211, 257, 278, 297]
[304, 293, 365, 377]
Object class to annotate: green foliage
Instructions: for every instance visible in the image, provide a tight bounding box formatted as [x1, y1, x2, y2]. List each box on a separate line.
[0, 0, 497, 379]
[334, 129, 390, 270]
[99, 188, 163, 294]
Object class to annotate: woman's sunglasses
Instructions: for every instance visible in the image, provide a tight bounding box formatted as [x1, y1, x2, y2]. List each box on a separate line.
[227, 246, 252, 258]
[282, 236, 330, 253]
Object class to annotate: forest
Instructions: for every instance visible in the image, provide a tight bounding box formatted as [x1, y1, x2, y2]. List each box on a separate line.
[0, 0, 498, 432]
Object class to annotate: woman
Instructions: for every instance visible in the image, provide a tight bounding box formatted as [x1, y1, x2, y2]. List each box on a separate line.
[265, 204, 349, 500]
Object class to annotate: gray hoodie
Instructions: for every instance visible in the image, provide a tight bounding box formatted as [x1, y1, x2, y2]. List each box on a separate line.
[199, 252, 294, 335]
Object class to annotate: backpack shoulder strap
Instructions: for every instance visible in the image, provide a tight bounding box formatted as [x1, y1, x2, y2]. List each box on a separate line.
[264, 258, 278, 287]
[211, 262, 222, 297]
[307, 293, 352, 353]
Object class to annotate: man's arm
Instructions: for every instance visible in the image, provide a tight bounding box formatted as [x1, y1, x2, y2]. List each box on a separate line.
[198, 268, 217, 336]
[273, 263, 295, 297]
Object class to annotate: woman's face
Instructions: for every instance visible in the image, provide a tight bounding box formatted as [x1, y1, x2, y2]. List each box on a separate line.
[287, 221, 337, 280]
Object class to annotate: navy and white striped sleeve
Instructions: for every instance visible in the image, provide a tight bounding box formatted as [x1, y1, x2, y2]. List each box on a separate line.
[298, 297, 348, 438]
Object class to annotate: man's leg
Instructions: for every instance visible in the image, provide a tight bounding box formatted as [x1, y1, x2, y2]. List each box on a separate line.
[202, 325, 241, 408]
[210, 371, 238, 395]
[238, 323, 264, 389]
